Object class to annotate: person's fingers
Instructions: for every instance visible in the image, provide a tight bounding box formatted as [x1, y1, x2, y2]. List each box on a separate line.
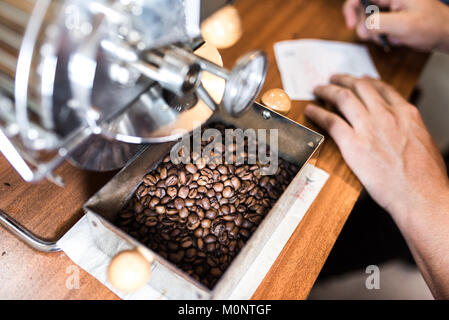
[365, 77, 408, 107]
[368, 0, 395, 7]
[330, 74, 389, 113]
[369, 12, 411, 38]
[313, 84, 368, 128]
[305, 104, 356, 150]
[356, 19, 372, 40]
[355, 10, 410, 45]
[387, 36, 402, 46]
[343, 0, 362, 29]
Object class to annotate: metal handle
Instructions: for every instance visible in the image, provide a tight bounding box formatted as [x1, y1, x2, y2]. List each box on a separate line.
[0, 209, 61, 252]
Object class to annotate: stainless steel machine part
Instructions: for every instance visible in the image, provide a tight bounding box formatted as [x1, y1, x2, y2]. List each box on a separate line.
[0, 209, 61, 252]
[0, 0, 266, 183]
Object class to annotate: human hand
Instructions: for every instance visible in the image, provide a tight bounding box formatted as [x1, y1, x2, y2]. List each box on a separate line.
[305, 75, 449, 220]
[343, 0, 449, 52]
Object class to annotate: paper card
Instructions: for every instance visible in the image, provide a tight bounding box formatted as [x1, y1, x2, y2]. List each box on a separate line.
[274, 39, 380, 100]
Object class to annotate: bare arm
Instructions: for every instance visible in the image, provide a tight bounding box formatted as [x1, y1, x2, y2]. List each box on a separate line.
[305, 75, 449, 299]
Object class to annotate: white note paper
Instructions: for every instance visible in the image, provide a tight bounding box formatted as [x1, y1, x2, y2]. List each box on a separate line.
[274, 39, 380, 100]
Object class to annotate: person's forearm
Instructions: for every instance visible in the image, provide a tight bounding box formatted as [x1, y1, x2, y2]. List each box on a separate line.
[390, 191, 449, 299]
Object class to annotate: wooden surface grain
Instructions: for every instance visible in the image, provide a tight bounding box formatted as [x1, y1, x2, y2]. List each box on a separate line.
[0, 0, 428, 299]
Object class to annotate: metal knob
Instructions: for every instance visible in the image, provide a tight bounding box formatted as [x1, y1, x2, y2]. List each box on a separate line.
[108, 249, 152, 293]
[201, 5, 243, 49]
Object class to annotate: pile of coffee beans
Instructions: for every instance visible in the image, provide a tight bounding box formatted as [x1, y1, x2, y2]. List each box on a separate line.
[115, 124, 299, 289]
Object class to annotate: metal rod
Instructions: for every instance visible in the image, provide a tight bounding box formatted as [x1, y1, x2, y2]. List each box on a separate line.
[0, 209, 61, 252]
[196, 58, 230, 80]
[196, 83, 217, 111]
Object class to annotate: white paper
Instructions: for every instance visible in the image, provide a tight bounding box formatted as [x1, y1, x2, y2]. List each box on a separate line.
[58, 164, 329, 300]
[274, 39, 380, 100]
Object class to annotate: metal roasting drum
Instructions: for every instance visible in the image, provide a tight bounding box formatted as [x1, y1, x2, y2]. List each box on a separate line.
[0, 0, 267, 181]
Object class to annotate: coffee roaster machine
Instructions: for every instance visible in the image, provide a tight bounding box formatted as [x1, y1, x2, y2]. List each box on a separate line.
[0, 0, 323, 298]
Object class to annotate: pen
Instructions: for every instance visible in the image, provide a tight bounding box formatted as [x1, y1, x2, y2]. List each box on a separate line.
[361, 0, 390, 52]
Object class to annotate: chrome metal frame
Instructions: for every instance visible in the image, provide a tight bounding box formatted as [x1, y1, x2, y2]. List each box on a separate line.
[0, 210, 61, 252]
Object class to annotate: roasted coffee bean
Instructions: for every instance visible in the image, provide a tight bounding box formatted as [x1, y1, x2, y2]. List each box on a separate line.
[197, 177, 208, 186]
[167, 187, 177, 198]
[136, 185, 148, 198]
[143, 209, 157, 217]
[194, 227, 204, 238]
[211, 222, 225, 236]
[143, 174, 157, 185]
[166, 208, 178, 216]
[187, 213, 200, 230]
[155, 188, 166, 199]
[225, 221, 235, 232]
[187, 188, 197, 199]
[229, 240, 237, 252]
[210, 267, 222, 277]
[171, 229, 181, 238]
[222, 186, 233, 198]
[205, 209, 218, 219]
[119, 211, 134, 219]
[174, 186, 187, 199]
[197, 237, 205, 250]
[156, 180, 166, 188]
[201, 219, 212, 229]
[160, 167, 168, 180]
[166, 175, 178, 186]
[204, 234, 217, 244]
[185, 164, 197, 174]
[229, 226, 240, 238]
[155, 206, 166, 214]
[217, 165, 228, 175]
[242, 219, 253, 229]
[206, 256, 217, 267]
[169, 251, 184, 263]
[260, 176, 269, 188]
[174, 198, 185, 210]
[179, 170, 187, 184]
[168, 241, 178, 251]
[145, 216, 158, 227]
[197, 209, 205, 219]
[133, 202, 143, 214]
[181, 236, 193, 248]
[221, 205, 230, 215]
[197, 186, 207, 194]
[179, 207, 189, 219]
[239, 228, 250, 238]
[160, 196, 171, 205]
[206, 189, 215, 198]
[200, 197, 211, 210]
[206, 243, 216, 252]
[186, 247, 197, 259]
[213, 182, 224, 192]
[196, 158, 206, 169]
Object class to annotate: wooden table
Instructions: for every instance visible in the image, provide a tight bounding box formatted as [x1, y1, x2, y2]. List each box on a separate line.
[0, 0, 428, 299]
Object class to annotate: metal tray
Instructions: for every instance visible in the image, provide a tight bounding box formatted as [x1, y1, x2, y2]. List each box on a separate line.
[83, 102, 324, 299]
